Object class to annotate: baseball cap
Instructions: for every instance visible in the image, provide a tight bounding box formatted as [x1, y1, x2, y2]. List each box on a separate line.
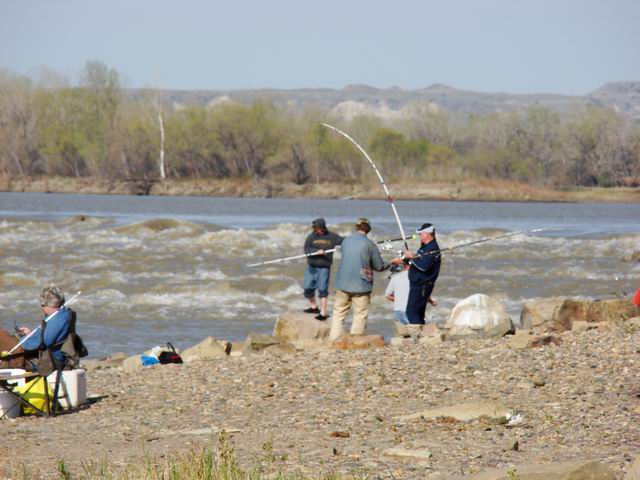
[416, 223, 435, 234]
[355, 217, 371, 229]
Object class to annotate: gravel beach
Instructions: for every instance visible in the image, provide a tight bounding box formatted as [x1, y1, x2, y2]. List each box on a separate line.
[1, 323, 639, 479]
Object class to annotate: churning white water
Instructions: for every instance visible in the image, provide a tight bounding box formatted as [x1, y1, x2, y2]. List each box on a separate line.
[0, 192, 638, 357]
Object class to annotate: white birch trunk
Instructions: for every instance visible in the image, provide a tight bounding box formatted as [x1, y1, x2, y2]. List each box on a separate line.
[157, 111, 166, 180]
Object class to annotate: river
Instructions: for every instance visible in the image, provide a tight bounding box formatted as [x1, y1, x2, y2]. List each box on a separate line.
[0, 192, 638, 357]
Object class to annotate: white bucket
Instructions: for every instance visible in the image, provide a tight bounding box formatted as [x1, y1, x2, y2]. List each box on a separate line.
[46, 369, 87, 408]
[0, 391, 20, 418]
[0, 368, 27, 387]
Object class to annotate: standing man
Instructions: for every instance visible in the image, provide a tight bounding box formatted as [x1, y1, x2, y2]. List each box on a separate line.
[329, 218, 389, 340]
[392, 223, 441, 325]
[302, 218, 343, 320]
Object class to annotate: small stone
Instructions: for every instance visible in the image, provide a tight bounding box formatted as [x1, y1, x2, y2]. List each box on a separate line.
[531, 376, 546, 387]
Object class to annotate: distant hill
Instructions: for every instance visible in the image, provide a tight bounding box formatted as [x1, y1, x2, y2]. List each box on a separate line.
[588, 81, 640, 119]
[129, 82, 640, 121]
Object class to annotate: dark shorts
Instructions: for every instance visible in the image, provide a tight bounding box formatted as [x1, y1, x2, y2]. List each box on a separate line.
[303, 266, 331, 298]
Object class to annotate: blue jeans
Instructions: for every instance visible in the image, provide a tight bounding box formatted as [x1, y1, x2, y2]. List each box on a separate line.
[394, 311, 409, 324]
[304, 266, 330, 298]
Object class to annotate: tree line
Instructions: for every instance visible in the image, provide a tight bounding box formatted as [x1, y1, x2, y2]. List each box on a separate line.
[1, 61, 638, 188]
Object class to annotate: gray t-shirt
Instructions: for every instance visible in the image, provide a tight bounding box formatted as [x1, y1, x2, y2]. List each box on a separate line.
[385, 270, 410, 312]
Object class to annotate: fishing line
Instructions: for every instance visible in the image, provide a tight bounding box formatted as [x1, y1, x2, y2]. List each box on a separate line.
[409, 228, 552, 261]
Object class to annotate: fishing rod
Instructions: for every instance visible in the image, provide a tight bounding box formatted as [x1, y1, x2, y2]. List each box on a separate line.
[7, 291, 82, 355]
[247, 235, 416, 268]
[406, 228, 551, 261]
[321, 123, 409, 250]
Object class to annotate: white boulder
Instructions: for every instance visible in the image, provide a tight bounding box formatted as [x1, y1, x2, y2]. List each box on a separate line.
[446, 294, 513, 338]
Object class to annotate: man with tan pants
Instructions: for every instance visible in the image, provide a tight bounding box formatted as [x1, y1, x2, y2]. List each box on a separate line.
[329, 218, 389, 340]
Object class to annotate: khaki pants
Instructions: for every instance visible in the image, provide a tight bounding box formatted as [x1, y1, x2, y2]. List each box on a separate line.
[329, 290, 371, 340]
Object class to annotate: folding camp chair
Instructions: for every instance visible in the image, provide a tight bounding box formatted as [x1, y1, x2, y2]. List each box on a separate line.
[0, 371, 57, 418]
[0, 316, 67, 417]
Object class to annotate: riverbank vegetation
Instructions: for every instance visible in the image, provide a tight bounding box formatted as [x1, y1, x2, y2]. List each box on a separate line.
[14, 434, 349, 480]
[1, 61, 639, 198]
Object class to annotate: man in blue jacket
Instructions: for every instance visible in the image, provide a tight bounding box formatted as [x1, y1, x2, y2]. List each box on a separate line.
[392, 223, 441, 325]
[329, 218, 389, 340]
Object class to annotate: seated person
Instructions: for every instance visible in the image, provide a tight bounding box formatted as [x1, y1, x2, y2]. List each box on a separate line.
[0, 285, 71, 370]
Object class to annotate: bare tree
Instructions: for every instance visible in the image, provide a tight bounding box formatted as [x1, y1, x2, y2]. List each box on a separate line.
[0, 71, 41, 176]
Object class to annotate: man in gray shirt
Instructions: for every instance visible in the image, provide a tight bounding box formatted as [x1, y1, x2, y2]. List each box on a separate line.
[329, 218, 389, 340]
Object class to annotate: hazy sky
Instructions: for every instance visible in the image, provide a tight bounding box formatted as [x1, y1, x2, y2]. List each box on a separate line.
[1, 0, 638, 94]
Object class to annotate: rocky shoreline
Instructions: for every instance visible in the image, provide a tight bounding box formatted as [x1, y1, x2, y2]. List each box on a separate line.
[1, 296, 639, 479]
[1, 175, 639, 203]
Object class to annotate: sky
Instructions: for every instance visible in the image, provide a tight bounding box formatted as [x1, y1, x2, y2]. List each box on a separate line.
[1, 0, 639, 95]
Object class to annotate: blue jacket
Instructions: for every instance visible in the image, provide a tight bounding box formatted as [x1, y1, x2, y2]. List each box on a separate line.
[408, 239, 441, 285]
[335, 232, 388, 293]
[22, 307, 70, 363]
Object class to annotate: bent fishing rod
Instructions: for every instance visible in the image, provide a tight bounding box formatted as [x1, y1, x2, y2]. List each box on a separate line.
[405, 228, 551, 261]
[7, 291, 82, 355]
[321, 123, 409, 250]
[247, 235, 416, 267]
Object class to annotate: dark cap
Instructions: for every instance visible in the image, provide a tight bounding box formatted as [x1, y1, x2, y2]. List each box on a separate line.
[312, 218, 327, 229]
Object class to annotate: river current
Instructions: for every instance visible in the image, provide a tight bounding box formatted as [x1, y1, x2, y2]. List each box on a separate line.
[0, 192, 638, 357]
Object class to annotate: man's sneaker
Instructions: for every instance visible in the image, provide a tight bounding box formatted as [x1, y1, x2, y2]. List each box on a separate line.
[315, 314, 328, 321]
[303, 307, 320, 314]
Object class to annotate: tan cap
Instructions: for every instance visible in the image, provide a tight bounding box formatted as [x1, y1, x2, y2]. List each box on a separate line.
[355, 217, 371, 229]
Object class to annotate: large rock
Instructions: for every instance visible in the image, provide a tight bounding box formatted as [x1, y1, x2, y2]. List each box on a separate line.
[520, 297, 566, 330]
[552, 299, 640, 331]
[290, 339, 333, 352]
[263, 343, 297, 357]
[81, 352, 128, 371]
[241, 333, 281, 354]
[395, 400, 511, 422]
[272, 311, 330, 341]
[332, 334, 385, 350]
[181, 336, 228, 362]
[122, 354, 143, 373]
[445, 294, 513, 339]
[447, 460, 614, 479]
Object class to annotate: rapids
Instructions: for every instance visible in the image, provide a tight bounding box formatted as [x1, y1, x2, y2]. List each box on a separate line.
[0, 192, 638, 357]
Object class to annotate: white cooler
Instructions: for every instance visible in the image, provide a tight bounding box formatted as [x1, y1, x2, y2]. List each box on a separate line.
[46, 369, 87, 408]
